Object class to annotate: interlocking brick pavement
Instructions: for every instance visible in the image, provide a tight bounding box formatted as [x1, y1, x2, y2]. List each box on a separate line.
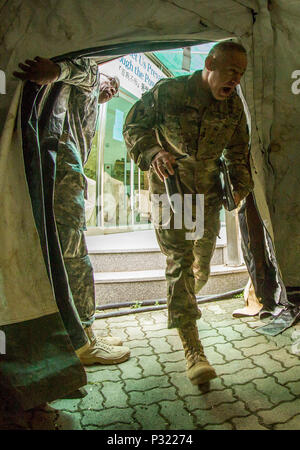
[2, 297, 300, 431]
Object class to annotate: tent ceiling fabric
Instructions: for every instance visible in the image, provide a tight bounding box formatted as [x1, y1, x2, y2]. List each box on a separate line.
[0, 0, 253, 84]
[1, 0, 300, 287]
[0, 0, 253, 130]
[0, 0, 252, 61]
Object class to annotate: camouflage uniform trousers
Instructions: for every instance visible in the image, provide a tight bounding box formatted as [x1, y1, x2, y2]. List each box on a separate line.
[149, 158, 222, 329]
[54, 141, 95, 328]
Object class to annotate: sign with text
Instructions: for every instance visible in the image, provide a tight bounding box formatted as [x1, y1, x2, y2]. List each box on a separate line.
[100, 53, 166, 98]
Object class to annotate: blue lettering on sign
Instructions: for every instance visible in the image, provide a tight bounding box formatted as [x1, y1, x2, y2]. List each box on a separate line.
[119, 57, 134, 72]
[138, 55, 147, 69]
[119, 55, 165, 92]
[130, 53, 138, 62]
[134, 66, 144, 80]
[147, 64, 162, 80]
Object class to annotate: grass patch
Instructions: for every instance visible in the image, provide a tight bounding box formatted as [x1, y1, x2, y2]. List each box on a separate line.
[233, 292, 244, 298]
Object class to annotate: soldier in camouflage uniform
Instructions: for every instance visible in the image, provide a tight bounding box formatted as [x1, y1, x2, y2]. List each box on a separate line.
[123, 41, 253, 385]
[14, 57, 130, 365]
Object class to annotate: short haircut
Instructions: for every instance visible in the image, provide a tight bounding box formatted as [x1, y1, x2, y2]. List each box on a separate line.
[208, 40, 247, 58]
[101, 73, 120, 89]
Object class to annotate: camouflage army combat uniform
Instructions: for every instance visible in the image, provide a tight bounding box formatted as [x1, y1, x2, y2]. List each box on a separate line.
[123, 70, 253, 330]
[53, 59, 100, 327]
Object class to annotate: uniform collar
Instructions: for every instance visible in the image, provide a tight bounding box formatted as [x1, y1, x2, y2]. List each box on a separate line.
[186, 70, 215, 108]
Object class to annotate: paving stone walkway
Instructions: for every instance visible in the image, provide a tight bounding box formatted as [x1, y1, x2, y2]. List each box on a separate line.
[2, 297, 300, 430]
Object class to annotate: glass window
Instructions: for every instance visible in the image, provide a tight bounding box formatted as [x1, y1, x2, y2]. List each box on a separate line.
[84, 91, 152, 231]
[84, 106, 100, 228]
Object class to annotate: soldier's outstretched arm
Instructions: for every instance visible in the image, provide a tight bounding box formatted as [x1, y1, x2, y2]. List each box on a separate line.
[13, 56, 99, 91]
[13, 56, 60, 85]
[54, 58, 99, 90]
[123, 92, 176, 178]
[223, 109, 254, 202]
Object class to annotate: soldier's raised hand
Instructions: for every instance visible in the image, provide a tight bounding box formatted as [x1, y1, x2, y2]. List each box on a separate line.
[13, 56, 60, 85]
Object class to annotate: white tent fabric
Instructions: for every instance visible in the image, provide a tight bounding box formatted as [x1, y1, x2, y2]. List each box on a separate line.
[0, 83, 59, 326]
[0, 0, 253, 131]
[1, 0, 300, 313]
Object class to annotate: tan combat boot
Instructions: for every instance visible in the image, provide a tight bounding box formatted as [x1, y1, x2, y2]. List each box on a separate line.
[99, 336, 123, 346]
[178, 323, 217, 385]
[78, 326, 130, 366]
[90, 326, 123, 346]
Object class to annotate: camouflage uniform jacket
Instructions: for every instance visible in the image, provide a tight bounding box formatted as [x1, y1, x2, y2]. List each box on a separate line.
[55, 58, 100, 166]
[123, 70, 254, 200]
[50, 58, 100, 230]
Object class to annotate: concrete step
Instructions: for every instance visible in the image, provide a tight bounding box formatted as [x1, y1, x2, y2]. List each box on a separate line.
[89, 245, 224, 272]
[94, 264, 248, 305]
[87, 228, 226, 272]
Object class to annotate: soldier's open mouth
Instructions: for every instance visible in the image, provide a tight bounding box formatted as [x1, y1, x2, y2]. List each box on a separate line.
[222, 87, 232, 95]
